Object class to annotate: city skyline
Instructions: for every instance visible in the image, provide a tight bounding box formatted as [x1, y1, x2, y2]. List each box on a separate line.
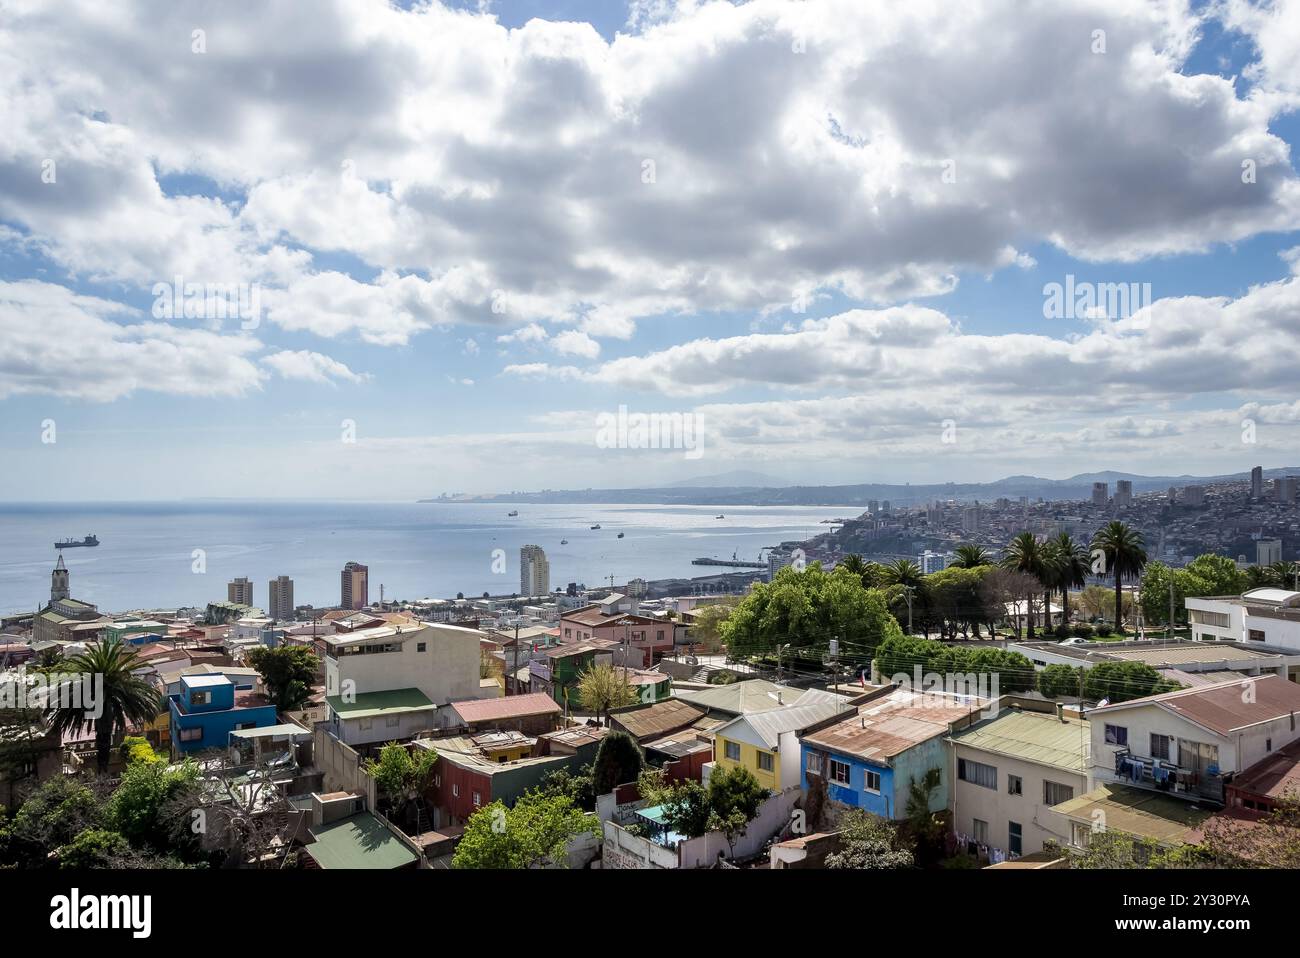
[3, 0, 1300, 500]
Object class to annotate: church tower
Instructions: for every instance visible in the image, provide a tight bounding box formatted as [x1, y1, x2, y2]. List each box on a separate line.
[51, 553, 69, 603]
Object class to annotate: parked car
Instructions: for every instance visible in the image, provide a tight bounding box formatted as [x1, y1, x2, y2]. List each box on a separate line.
[1058, 637, 1092, 647]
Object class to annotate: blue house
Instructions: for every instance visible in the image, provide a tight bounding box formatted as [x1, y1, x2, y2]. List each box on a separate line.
[169, 673, 279, 755]
[799, 687, 981, 819]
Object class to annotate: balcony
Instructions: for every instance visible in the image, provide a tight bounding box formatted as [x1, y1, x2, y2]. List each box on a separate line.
[1112, 748, 1225, 805]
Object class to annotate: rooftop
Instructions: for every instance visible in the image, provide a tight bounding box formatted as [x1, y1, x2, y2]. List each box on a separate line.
[1229, 738, 1300, 802]
[450, 692, 561, 724]
[307, 812, 417, 870]
[325, 688, 436, 719]
[949, 707, 1090, 774]
[1017, 639, 1282, 668]
[801, 688, 985, 762]
[675, 679, 826, 716]
[1052, 783, 1212, 845]
[611, 699, 709, 739]
[1090, 674, 1300, 736]
[717, 696, 857, 750]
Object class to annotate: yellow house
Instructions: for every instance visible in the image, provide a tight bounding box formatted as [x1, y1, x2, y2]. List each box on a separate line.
[711, 696, 854, 792]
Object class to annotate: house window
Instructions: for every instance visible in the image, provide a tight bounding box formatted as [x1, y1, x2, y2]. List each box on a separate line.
[1104, 724, 1128, 746]
[1249, 629, 1266, 642]
[1150, 734, 1170, 760]
[417, 642, 427, 652]
[1071, 822, 1092, 849]
[757, 752, 774, 772]
[1267, 738, 1273, 752]
[724, 741, 741, 762]
[452, 783, 459, 797]
[656, 630, 664, 641]
[434, 774, 440, 787]
[386, 716, 401, 728]
[564, 628, 571, 638]
[1008, 821, 1022, 857]
[972, 819, 989, 844]
[178, 727, 203, 742]
[472, 791, 482, 807]
[1008, 775, 1023, 796]
[359, 718, 373, 731]
[864, 769, 881, 793]
[1043, 781, 1074, 806]
[806, 750, 822, 772]
[829, 759, 851, 785]
[958, 758, 997, 790]
[191, 690, 212, 706]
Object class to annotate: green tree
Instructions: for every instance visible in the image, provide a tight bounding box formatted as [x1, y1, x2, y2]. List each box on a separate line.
[1037, 664, 1083, 699]
[1082, 661, 1177, 703]
[104, 755, 201, 852]
[533, 763, 595, 811]
[576, 663, 638, 725]
[1090, 521, 1147, 630]
[1001, 532, 1048, 637]
[952, 545, 991, 569]
[47, 640, 161, 775]
[365, 743, 438, 818]
[56, 828, 130, 868]
[245, 645, 318, 711]
[0, 776, 101, 868]
[689, 603, 734, 653]
[1049, 533, 1091, 624]
[592, 730, 644, 796]
[705, 764, 769, 858]
[451, 792, 598, 869]
[825, 808, 915, 869]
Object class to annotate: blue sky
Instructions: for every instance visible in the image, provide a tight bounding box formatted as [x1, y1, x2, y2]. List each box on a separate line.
[3, 0, 1300, 500]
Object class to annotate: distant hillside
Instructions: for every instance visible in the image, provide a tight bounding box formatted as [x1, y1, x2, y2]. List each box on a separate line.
[424, 466, 1300, 508]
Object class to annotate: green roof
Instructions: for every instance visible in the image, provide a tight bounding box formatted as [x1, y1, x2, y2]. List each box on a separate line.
[307, 813, 417, 869]
[1052, 784, 1211, 846]
[949, 708, 1090, 773]
[325, 688, 436, 719]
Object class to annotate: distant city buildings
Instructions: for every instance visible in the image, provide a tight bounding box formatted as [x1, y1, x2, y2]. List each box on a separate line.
[34, 555, 109, 645]
[1091, 482, 1108, 506]
[1252, 465, 1264, 500]
[1258, 539, 1283, 567]
[918, 550, 951, 574]
[341, 561, 369, 610]
[1184, 485, 1206, 506]
[520, 544, 550, 597]
[961, 505, 980, 534]
[268, 575, 295, 622]
[227, 577, 254, 605]
[1114, 480, 1133, 508]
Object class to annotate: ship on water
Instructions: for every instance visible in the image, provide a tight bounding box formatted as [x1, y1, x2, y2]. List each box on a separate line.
[56, 534, 99, 549]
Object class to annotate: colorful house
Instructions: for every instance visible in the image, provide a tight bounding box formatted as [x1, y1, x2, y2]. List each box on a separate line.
[711, 690, 854, 792]
[800, 687, 983, 819]
[528, 639, 618, 708]
[169, 673, 279, 755]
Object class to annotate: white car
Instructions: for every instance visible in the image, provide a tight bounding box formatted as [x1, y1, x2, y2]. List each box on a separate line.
[1058, 637, 1091, 646]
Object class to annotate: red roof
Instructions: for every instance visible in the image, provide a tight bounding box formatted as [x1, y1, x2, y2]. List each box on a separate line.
[1092, 674, 1300, 736]
[450, 693, 562, 724]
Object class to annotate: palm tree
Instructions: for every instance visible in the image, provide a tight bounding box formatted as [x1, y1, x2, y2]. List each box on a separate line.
[1050, 532, 1091, 625]
[952, 545, 991, 569]
[1038, 540, 1066, 634]
[1268, 561, 1300, 591]
[1090, 521, 1148, 630]
[47, 640, 161, 775]
[880, 558, 924, 589]
[1245, 565, 1275, 589]
[1001, 532, 1046, 639]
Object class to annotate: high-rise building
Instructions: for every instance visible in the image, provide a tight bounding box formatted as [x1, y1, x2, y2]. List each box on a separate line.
[918, 550, 950, 574]
[520, 545, 550, 597]
[1184, 485, 1206, 506]
[341, 562, 369, 610]
[961, 505, 980, 534]
[1251, 465, 1264, 500]
[268, 575, 295, 622]
[1258, 539, 1283, 566]
[49, 553, 70, 603]
[1091, 482, 1108, 506]
[228, 577, 254, 605]
[1285, 477, 1299, 504]
[1114, 480, 1133, 507]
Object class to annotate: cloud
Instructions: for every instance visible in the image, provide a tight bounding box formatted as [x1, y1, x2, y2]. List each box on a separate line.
[262, 349, 370, 385]
[0, 280, 266, 401]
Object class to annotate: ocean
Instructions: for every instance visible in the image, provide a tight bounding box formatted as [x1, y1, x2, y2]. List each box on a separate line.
[0, 500, 854, 616]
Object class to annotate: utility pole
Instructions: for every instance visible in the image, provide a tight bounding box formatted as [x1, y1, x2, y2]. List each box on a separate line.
[1168, 578, 1175, 641]
[510, 620, 519, 696]
[903, 586, 914, 635]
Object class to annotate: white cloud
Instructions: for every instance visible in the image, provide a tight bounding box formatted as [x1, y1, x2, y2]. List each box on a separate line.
[263, 350, 370, 385]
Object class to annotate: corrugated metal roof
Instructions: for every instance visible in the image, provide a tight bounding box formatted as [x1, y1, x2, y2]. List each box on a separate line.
[1052, 784, 1211, 845]
[674, 679, 802, 715]
[450, 692, 560, 724]
[802, 688, 983, 761]
[949, 708, 1090, 773]
[307, 813, 417, 870]
[723, 699, 856, 750]
[611, 699, 707, 739]
[1091, 674, 1300, 736]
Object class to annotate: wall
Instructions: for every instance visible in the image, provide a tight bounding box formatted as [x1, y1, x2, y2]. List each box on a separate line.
[891, 736, 951, 816]
[331, 708, 438, 748]
[713, 733, 780, 791]
[677, 786, 802, 868]
[601, 821, 679, 869]
[325, 623, 482, 707]
[804, 744, 897, 818]
[312, 723, 377, 809]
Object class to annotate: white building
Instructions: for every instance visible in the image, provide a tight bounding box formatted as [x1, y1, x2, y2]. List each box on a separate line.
[520, 544, 550, 597]
[1257, 539, 1283, 567]
[322, 620, 485, 746]
[1185, 588, 1300, 680]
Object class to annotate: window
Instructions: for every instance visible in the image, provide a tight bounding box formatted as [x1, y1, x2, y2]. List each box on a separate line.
[472, 790, 482, 807]
[1043, 781, 1074, 806]
[958, 758, 997, 790]
[757, 752, 774, 772]
[829, 759, 851, 785]
[1249, 629, 1267, 642]
[806, 750, 822, 772]
[452, 783, 459, 797]
[178, 726, 203, 742]
[191, 690, 212, 706]
[1071, 822, 1092, 849]
[1150, 733, 1170, 760]
[1007, 775, 1023, 796]
[1191, 609, 1230, 628]
[386, 715, 401, 728]
[656, 630, 665, 641]
[1267, 738, 1273, 752]
[1104, 724, 1128, 746]
[864, 769, 881, 793]
[1008, 821, 1022, 857]
[724, 740, 741, 762]
[417, 642, 427, 652]
[359, 718, 373, 731]
[972, 819, 989, 844]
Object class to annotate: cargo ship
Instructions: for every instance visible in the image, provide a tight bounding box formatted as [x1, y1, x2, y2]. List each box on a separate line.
[56, 534, 99, 549]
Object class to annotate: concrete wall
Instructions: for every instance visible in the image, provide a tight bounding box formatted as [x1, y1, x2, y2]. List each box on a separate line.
[677, 786, 801, 867]
[601, 821, 679, 869]
[325, 623, 482, 706]
[312, 723, 377, 809]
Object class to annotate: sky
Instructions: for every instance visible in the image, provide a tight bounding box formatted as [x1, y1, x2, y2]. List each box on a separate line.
[2, 0, 1300, 500]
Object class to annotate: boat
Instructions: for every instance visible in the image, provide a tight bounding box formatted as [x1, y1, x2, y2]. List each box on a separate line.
[508, 510, 518, 517]
[715, 514, 725, 519]
[590, 524, 601, 530]
[560, 539, 568, 545]
[55, 534, 99, 549]
[617, 532, 625, 538]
